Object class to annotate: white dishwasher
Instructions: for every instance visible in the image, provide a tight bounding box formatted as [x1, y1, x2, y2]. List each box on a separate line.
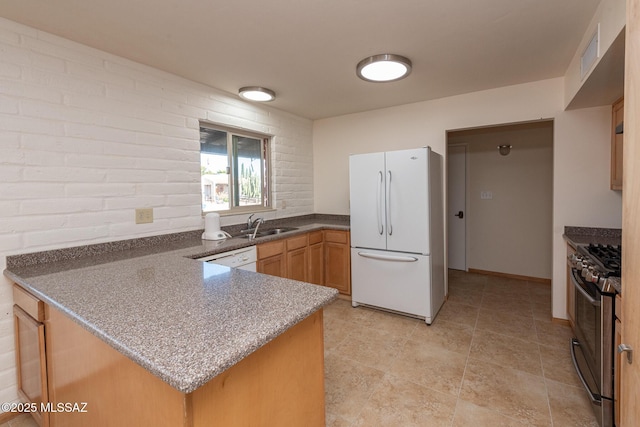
[197, 246, 257, 272]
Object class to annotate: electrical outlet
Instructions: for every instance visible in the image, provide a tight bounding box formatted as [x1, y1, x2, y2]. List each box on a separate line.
[135, 208, 154, 224]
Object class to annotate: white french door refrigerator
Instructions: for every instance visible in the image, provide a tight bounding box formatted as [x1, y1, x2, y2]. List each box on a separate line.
[349, 147, 445, 324]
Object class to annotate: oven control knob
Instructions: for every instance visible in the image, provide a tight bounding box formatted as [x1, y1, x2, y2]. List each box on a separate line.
[569, 254, 583, 268]
[583, 266, 599, 282]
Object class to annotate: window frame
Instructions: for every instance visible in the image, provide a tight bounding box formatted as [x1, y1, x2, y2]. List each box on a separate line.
[200, 122, 271, 215]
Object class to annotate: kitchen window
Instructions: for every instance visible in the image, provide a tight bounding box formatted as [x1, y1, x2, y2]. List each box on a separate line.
[200, 123, 270, 214]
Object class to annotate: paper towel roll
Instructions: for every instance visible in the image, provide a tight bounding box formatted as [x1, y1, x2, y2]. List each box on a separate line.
[204, 212, 221, 234]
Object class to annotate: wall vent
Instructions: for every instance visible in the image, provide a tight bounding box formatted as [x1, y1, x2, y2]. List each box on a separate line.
[581, 24, 600, 80]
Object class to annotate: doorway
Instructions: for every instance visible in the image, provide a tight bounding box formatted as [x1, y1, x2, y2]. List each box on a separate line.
[446, 120, 554, 280]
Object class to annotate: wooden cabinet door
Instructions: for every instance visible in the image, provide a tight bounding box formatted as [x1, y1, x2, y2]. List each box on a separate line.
[257, 240, 286, 277]
[308, 243, 324, 285]
[323, 231, 351, 295]
[621, 6, 640, 424]
[286, 234, 309, 282]
[287, 247, 308, 282]
[611, 97, 624, 190]
[257, 255, 286, 277]
[308, 232, 324, 285]
[14, 305, 48, 427]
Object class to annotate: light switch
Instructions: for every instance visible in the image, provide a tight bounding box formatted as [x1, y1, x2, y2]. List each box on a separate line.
[480, 191, 493, 200]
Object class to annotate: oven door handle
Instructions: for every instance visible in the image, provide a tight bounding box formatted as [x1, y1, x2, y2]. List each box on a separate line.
[570, 338, 602, 406]
[570, 269, 601, 307]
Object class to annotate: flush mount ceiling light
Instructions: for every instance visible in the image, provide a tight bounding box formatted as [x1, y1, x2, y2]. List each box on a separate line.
[498, 144, 513, 156]
[238, 86, 276, 102]
[356, 54, 412, 82]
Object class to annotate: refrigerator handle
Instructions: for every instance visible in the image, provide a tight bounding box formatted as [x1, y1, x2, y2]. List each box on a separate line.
[377, 171, 384, 235]
[357, 251, 418, 262]
[386, 170, 392, 235]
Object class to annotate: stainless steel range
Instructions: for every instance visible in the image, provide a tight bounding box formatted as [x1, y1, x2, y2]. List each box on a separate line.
[567, 244, 620, 427]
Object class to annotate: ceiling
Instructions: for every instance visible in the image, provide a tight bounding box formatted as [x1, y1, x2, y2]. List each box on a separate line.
[0, 0, 602, 120]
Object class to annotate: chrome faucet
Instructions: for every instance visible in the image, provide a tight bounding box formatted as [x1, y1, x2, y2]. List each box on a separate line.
[250, 218, 265, 240]
[247, 214, 264, 230]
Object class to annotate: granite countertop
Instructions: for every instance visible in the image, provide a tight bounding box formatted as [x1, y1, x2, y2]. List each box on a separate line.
[4, 215, 347, 394]
[563, 226, 622, 249]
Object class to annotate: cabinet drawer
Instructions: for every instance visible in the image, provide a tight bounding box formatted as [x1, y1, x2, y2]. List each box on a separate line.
[258, 240, 285, 259]
[324, 230, 349, 244]
[13, 285, 45, 322]
[308, 231, 323, 246]
[286, 234, 308, 251]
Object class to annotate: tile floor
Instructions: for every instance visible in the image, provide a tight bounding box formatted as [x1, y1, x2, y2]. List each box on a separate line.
[2, 270, 597, 427]
[323, 269, 599, 427]
[0, 414, 37, 427]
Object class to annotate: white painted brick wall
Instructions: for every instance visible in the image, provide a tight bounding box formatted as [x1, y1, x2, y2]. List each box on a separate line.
[0, 17, 314, 409]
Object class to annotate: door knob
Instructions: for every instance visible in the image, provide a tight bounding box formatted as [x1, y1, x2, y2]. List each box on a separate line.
[618, 344, 633, 364]
[454, 211, 464, 219]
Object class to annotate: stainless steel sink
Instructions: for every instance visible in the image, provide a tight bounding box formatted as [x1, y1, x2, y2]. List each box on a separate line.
[239, 227, 299, 238]
[259, 227, 299, 235]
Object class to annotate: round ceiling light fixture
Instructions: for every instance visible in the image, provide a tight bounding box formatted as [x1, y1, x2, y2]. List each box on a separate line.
[238, 86, 276, 102]
[498, 144, 513, 156]
[356, 54, 412, 82]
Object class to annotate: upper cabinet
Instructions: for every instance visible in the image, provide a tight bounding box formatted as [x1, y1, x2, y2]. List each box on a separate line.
[611, 97, 624, 190]
[563, 0, 625, 109]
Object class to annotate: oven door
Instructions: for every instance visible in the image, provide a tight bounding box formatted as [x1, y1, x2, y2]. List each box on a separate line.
[570, 268, 602, 402]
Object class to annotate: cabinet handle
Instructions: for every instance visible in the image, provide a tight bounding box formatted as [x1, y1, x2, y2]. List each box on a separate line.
[618, 344, 633, 364]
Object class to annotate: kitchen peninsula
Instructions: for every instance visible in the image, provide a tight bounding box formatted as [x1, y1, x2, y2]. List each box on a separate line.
[5, 220, 342, 426]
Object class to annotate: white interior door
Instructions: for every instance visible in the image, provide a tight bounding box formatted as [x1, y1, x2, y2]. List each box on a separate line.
[447, 145, 466, 270]
[385, 148, 429, 254]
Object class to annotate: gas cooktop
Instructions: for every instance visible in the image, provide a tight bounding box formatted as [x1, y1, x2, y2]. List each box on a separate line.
[568, 243, 621, 295]
[581, 243, 621, 277]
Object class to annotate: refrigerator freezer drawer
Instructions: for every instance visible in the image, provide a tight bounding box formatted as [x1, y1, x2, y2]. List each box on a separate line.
[351, 248, 435, 323]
